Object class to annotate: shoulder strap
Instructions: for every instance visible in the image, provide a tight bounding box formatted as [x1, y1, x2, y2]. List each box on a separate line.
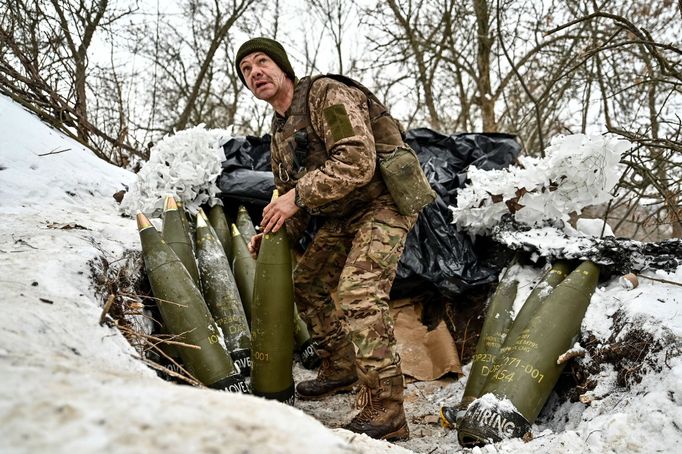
[321, 74, 389, 112]
[289, 76, 316, 170]
[293, 74, 404, 167]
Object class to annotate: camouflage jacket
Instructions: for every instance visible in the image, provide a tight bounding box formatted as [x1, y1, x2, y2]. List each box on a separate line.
[270, 75, 405, 241]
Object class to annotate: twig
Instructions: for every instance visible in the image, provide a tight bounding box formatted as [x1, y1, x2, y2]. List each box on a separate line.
[460, 317, 471, 362]
[116, 291, 188, 309]
[99, 294, 115, 325]
[146, 340, 202, 386]
[117, 325, 201, 350]
[132, 293, 188, 308]
[638, 274, 682, 287]
[140, 357, 202, 387]
[38, 147, 70, 156]
[600, 199, 612, 238]
[557, 349, 586, 365]
[12, 236, 38, 249]
[120, 326, 202, 386]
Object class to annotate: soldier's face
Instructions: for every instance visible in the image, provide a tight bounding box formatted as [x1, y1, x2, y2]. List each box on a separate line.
[240, 52, 288, 101]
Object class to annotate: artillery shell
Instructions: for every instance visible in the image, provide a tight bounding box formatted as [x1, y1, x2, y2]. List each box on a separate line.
[196, 210, 252, 376]
[137, 212, 247, 392]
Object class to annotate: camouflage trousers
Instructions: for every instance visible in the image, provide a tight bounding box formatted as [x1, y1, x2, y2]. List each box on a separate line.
[294, 193, 416, 372]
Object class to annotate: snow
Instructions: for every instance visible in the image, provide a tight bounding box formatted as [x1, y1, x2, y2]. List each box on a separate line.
[0, 95, 402, 454]
[576, 218, 615, 237]
[585, 266, 682, 338]
[476, 393, 519, 414]
[2, 94, 682, 453]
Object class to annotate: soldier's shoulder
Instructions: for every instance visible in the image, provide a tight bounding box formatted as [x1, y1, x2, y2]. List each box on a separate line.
[309, 75, 361, 101]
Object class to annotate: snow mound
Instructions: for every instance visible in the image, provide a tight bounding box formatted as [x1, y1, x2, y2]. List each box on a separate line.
[451, 134, 631, 235]
[120, 125, 232, 216]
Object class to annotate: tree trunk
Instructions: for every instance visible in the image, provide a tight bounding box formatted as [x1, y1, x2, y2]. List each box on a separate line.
[473, 0, 496, 131]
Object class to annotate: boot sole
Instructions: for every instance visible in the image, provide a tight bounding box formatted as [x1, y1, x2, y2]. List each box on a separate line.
[381, 423, 410, 442]
[296, 382, 357, 401]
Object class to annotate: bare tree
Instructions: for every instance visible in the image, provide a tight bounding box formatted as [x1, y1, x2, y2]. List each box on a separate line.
[172, 0, 258, 131]
[548, 1, 682, 237]
[126, 0, 266, 137]
[306, 0, 357, 74]
[0, 0, 141, 163]
[356, 0, 679, 238]
[359, 0, 453, 130]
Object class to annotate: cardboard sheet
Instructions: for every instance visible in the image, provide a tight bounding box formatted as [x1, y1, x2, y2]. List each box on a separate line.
[391, 301, 462, 381]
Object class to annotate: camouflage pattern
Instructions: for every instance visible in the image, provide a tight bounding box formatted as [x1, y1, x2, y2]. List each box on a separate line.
[271, 76, 405, 242]
[293, 194, 416, 372]
[269, 75, 416, 374]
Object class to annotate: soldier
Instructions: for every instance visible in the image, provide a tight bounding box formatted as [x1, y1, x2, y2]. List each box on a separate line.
[236, 37, 416, 441]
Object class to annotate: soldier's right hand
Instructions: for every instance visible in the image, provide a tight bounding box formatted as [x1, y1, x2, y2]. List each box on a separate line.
[248, 233, 264, 259]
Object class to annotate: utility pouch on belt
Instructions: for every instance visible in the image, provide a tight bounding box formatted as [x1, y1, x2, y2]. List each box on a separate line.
[378, 146, 436, 216]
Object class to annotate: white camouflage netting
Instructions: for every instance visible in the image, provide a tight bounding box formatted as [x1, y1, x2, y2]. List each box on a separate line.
[450, 134, 632, 235]
[120, 125, 232, 216]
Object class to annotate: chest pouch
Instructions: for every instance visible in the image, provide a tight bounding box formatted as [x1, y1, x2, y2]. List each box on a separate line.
[293, 130, 309, 173]
[378, 146, 436, 216]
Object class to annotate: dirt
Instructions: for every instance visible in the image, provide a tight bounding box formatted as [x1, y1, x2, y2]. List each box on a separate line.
[292, 363, 465, 453]
[564, 310, 682, 401]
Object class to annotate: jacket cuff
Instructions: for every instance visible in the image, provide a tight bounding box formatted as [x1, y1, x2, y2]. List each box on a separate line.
[294, 188, 306, 209]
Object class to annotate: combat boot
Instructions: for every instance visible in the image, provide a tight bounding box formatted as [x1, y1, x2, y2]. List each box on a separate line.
[296, 340, 358, 400]
[344, 366, 409, 441]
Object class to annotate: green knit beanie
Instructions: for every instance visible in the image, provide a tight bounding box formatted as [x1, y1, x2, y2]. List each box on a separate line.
[236, 37, 296, 86]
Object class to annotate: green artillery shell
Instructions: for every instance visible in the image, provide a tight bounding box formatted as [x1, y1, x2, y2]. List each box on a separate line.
[498, 261, 572, 358]
[175, 199, 193, 245]
[236, 205, 258, 245]
[453, 265, 519, 422]
[294, 305, 321, 370]
[458, 261, 600, 446]
[231, 223, 256, 324]
[207, 204, 233, 265]
[162, 196, 201, 291]
[250, 192, 295, 404]
[136, 212, 247, 392]
[196, 210, 252, 376]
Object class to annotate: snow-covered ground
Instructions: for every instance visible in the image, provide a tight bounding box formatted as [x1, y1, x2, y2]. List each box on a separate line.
[1, 94, 681, 453]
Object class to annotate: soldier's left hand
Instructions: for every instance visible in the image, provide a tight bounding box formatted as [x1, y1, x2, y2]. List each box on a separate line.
[261, 189, 299, 233]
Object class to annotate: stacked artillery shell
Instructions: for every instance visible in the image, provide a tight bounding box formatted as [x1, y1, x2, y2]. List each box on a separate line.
[496, 261, 572, 359]
[162, 196, 201, 291]
[136, 212, 247, 392]
[293, 305, 321, 370]
[441, 265, 519, 429]
[236, 205, 258, 244]
[175, 199, 193, 246]
[207, 204, 233, 265]
[231, 224, 256, 324]
[196, 209, 252, 376]
[457, 261, 600, 447]
[250, 191, 295, 404]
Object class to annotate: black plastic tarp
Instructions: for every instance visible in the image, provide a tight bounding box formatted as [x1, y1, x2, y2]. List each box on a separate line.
[216, 128, 521, 297]
[217, 134, 274, 206]
[394, 129, 521, 297]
